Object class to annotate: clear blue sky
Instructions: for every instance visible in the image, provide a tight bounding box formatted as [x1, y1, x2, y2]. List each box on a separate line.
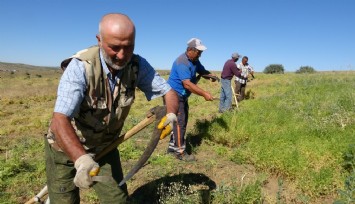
[1, 0, 354, 72]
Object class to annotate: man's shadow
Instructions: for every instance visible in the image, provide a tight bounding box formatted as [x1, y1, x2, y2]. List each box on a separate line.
[186, 117, 229, 153]
[130, 173, 216, 204]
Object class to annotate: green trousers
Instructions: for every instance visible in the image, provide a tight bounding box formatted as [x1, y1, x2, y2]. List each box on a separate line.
[45, 139, 128, 203]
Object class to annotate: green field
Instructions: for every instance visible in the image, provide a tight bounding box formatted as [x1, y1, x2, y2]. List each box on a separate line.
[0, 63, 354, 203]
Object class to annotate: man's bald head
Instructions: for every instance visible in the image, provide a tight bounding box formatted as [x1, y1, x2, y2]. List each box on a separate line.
[99, 13, 135, 40]
[97, 13, 136, 71]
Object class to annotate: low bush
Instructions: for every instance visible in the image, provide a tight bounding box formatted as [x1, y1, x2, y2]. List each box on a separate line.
[296, 66, 316, 73]
[263, 64, 284, 74]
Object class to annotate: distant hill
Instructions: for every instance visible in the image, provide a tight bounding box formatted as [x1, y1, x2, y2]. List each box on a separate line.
[0, 61, 221, 76]
[0, 61, 59, 72]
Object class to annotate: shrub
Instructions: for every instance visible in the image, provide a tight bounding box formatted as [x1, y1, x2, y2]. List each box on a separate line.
[263, 64, 284, 74]
[296, 66, 316, 74]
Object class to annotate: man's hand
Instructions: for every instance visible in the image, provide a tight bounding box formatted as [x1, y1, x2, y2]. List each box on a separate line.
[157, 113, 177, 139]
[209, 75, 220, 82]
[203, 92, 214, 101]
[74, 154, 100, 189]
[202, 74, 220, 82]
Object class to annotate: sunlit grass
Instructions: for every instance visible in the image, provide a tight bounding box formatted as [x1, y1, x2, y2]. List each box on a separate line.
[199, 72, 355, 198]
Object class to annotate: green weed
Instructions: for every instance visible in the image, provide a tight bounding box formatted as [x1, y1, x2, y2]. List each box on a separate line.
[211, 180, 263, 203]
[335, 144, 355, 203]
[119, 139, 143, 161]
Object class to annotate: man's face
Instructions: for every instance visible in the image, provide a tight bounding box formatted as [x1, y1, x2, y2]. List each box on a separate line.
[242, 58, 248, 65]
[189, 48, 203, 61]
[97, 33, 135, 70]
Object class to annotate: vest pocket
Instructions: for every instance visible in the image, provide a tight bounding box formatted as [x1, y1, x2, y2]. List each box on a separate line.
[119, 96, 134, 107]
[119, 86, 135, 107]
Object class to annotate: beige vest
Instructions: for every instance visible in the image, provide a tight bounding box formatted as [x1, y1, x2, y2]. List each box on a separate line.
[48, 46, 139, 153]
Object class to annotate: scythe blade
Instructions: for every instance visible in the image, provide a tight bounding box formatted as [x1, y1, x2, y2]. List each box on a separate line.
[119, 105, 166, 186]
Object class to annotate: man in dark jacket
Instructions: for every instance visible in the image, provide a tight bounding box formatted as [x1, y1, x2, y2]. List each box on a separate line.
[219, 52, 241, 112]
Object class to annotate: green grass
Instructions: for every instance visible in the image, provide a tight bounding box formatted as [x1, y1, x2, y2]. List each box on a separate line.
[198, 72, 355, 198]
[211, 178, 263, 203]
[0, 137, 46, 203]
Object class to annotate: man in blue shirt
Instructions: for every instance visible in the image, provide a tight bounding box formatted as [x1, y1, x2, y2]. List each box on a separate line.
[167, 38, 218, 161]
[45, 13, 178, 203]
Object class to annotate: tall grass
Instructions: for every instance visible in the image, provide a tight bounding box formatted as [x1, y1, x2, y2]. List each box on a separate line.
[201, 72, 355, 198]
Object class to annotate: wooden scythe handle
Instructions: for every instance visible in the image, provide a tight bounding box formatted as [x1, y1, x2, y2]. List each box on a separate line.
[95, 114, 156, 160]
[231, 83, 239, 108]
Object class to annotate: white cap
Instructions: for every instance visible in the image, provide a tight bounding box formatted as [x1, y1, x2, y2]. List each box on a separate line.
[232, 52, 241, 59]
[187, 38, 207, 51]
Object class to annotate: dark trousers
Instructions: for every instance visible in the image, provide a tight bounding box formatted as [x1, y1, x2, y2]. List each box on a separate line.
[169, 95, 189, 154]
[235, 81, 246, 102]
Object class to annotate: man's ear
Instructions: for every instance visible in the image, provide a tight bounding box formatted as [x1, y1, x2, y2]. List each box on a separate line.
[96, 35, 101, 46]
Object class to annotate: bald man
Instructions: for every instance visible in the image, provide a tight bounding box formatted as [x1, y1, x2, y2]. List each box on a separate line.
[45, 13, 178, 203]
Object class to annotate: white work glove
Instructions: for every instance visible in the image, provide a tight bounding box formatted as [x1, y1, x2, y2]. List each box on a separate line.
[74, 154, 100, 189]
[157, 113, 177, 140]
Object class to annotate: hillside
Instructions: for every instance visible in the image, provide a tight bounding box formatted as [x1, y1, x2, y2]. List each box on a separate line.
[0, 61, 58, 71]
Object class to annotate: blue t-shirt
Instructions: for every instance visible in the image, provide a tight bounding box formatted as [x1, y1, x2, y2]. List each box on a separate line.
[167, 53, 208, 98]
